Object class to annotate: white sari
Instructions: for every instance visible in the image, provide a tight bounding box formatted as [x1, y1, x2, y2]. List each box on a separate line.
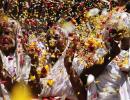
[39, 40, 78, 100]
[87, 49, 130, 100]
[0, 18, 31, 100]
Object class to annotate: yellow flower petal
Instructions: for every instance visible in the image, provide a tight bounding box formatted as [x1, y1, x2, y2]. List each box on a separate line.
[47, 79, 54, 87]
[37, 70, 41, 75]
[44, 65, 49, 72]
[30, 75, 35, 81]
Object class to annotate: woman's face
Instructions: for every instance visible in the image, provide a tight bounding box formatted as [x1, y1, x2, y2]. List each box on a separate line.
[0, 26, 16, 52]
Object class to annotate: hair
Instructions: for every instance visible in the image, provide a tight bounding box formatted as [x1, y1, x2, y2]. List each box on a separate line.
[125, 1, 130, 13]
[118, 0, 129, 6]
[106, 13, 130, 38]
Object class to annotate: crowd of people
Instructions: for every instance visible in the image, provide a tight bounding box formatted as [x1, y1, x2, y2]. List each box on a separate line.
[0, 0, 130, 100]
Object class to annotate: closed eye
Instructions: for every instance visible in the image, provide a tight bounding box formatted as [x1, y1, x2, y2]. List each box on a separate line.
[4, 31, 10, 35]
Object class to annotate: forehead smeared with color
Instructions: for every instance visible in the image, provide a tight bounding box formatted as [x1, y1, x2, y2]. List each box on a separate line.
[0, 14, 21, 36]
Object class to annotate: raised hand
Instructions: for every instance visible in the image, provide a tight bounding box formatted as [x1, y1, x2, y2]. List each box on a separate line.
[64, 33, 87, 100]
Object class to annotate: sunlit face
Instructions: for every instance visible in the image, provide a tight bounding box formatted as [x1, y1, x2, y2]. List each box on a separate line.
[0, 26, 16, 52]
[46, 32, 67, 53]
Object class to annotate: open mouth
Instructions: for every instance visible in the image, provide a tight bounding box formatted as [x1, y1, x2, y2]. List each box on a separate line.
[0, 37, 13, 46]
[3, 38, 10, 45]
[3, 43, 9, 46]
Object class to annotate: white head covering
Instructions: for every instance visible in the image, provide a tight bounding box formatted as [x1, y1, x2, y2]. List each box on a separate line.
[0, 15, 31, 82]
[108, 12, 130, 37]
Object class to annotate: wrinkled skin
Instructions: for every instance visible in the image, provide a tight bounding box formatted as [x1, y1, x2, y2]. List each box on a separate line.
[0, 23, 17, 93]
[0, 25, 16, 56]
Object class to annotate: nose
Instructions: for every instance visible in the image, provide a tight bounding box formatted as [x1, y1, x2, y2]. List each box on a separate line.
[2, 36, 9, 43]
[4, 38, 8, 42]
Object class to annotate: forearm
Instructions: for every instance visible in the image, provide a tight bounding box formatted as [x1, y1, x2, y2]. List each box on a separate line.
[64, 56, 87, 100]
[80, 42, 120, 84]
[69, 70, 87, 100]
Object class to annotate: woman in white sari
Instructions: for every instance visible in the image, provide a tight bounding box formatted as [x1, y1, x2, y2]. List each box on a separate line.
[80, 4, 130, 99]
[62, 2, 130, 100]
[0, 10, 31, 99]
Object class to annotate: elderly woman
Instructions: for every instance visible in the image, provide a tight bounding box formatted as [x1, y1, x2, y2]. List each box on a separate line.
[94, 5, 130, 99]
[36, 20, 85, 100]
[0, 10, 32, 99]
[63, 2, 130, 100]
[76, 4, 130, 100]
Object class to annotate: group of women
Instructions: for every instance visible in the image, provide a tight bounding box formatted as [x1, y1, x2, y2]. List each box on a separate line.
[0, 1, 130, 100]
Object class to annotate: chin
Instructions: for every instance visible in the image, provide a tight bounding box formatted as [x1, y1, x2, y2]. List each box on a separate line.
[1, 44, 16, 54]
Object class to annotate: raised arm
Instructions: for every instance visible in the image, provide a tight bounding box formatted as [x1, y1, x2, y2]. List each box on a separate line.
[80, 40, 121, 84]
[64, 36, 87, 100]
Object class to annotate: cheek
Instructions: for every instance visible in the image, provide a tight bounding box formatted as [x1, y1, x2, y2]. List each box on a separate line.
[7, 35, 16, 46]
[0, 36, 5, 44]
[10, 34, 15, 40]
[12, 39, 16, 46]
[9, 34, 16, 42]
